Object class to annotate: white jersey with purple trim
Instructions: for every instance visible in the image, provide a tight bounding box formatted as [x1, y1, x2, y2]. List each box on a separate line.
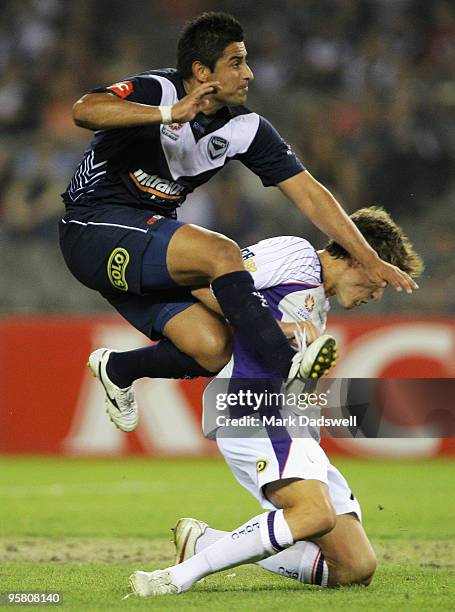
[240, 236, 330, 336]
[202, 236, 330, 438]
[203, 239, 361, 524]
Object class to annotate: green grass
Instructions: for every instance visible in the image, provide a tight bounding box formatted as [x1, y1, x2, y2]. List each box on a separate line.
[0, 457, 454, 610]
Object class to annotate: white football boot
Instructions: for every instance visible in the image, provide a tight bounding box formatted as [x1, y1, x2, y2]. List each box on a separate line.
[288, 327, 338, 382]
[128, 569, 181, 597]
[87, 348, 138, 432]
[172, 517, 208, 564]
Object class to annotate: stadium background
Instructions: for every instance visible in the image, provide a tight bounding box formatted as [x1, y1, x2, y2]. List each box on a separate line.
[0, 0, 453, 458]
[0, 2, 454, 609]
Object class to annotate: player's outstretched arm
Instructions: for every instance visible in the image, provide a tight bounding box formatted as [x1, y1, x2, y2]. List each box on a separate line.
[72, 81, 221, 131]
[278, 171, 419, 294]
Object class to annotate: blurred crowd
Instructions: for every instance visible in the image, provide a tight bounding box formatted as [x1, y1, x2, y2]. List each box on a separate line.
[0, 0, 454, 314]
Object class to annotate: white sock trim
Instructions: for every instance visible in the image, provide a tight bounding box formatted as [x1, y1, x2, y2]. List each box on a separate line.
[301, 542, 329, 587]
[264, 510, 294, 553]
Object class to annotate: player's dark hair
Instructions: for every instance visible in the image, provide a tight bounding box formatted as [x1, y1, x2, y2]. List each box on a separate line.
[326, 206, 424, 277]
[177, 12, 244, 79]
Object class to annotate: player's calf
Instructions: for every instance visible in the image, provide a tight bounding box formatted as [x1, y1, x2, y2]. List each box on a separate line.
[183, 320, 232, 372]
[163, 303, 232, 373]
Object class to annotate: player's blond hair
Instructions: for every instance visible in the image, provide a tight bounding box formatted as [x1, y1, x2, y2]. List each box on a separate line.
[326, 206, 424, 277]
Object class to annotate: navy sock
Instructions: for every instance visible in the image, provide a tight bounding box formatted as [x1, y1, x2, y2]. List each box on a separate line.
[106, 340, 215, 388]
[211, 270, 294, 378]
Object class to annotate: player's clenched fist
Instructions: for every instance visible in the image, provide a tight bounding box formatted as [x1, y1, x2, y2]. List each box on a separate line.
[170, 81, 221, 123]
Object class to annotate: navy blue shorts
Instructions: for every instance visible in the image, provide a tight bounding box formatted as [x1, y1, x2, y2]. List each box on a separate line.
[59, 205, 197, 339]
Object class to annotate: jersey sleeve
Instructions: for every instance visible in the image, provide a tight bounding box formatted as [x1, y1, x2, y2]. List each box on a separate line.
[236, 117, 305, 186]
[242, 236, 322, 290]
[88, 74, 163, 105]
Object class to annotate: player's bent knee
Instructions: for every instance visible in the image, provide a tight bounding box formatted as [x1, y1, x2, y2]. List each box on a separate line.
[291, 501, 336, 541]
[331, 553, 377, 587]
[311, 506, 336, 539]
[357, 553, 377, 586]
[209, 236, 243, 277]
[270, 479, 336, 541]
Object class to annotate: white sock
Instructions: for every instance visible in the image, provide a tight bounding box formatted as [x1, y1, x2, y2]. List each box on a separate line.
[169, 510, 293, 591]
[195, 527, 226, 554]
[258, 540, 329, 587]
[194, 525, 329, 587]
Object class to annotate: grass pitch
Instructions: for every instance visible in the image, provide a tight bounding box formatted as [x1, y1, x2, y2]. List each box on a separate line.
[0, 456, 453, 611]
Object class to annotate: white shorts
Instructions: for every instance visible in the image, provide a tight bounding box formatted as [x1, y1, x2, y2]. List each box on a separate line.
[216, 434, 362, 520]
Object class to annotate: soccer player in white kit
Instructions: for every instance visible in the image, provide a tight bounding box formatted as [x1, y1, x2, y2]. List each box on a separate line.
[128, 207, 423, 596]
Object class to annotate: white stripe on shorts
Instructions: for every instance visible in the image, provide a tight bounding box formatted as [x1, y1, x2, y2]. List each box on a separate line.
[61, 219, 148, 234]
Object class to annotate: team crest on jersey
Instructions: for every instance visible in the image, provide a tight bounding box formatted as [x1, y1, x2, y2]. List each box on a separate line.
[107, 248, 129, 292]
[256, 459, 268, 473]
[305, 295, 315, 312]
[208, 135, 229, 160]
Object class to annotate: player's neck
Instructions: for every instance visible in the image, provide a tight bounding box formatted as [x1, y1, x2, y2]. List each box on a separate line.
[318, 250, 337, 298]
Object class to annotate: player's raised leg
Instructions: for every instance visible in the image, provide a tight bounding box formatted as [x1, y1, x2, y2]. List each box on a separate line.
[103, 302, 232, 387]
[89, 301, 232, 432]
[167, 223, 332, 381]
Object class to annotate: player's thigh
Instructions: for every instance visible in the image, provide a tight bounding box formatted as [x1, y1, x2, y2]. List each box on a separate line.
[163, 302, 232, 368]
[166, 224, 244, 285]
[313, 513, 377, 586]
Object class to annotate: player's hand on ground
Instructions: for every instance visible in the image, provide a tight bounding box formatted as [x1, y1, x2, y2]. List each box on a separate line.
[363, 258, 419, 294]
[170, 81, 221, 123]
[279, 321, 320, 347]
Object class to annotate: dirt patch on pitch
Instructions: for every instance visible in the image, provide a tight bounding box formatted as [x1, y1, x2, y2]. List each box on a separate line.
[374, 540, 455, 567]
[0, 537, 174, 564]
[1, 537, 453, 567]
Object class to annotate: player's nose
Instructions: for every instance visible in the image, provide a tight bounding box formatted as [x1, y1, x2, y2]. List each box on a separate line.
[243, 63, 254, 80]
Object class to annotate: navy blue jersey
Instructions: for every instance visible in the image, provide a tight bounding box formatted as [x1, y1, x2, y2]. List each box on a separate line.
[62, 69, 305, 218]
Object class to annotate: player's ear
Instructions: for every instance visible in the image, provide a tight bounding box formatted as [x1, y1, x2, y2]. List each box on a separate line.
[192, 61, 212, 82]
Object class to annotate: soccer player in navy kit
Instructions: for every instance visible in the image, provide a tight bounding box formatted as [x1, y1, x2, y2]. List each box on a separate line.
[59, 13, 417, 432]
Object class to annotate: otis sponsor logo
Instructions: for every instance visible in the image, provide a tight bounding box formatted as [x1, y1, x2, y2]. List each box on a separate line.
[107, 248, 130, 291]
[129, 170, 185, 202]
